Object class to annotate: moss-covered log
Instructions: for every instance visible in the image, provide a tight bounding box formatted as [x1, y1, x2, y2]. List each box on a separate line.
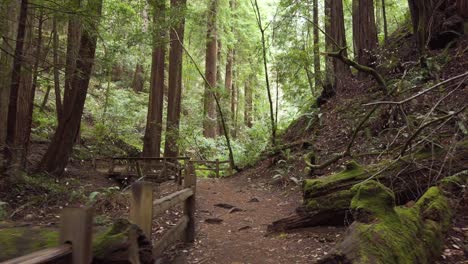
[318, 173, 466, 264]
[269, 141, 467, 232]
[0, 219, 153, 263]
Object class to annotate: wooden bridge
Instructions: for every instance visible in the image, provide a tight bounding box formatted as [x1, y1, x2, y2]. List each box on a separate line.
[1, 162, 197, 264]
[93, 157, 233, 185]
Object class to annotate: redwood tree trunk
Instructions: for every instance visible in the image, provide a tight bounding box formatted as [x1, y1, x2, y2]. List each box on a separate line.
[203, 0, 218, 138]
[458, 0, 468, 18]
[164, 0, 187, 158]
[352, 0, 378, 78]
[0, 0, 19, 152]
[15, 9, 42, 168]
[63, 0, 82, 110]
[38, 0, 103, 176]
[322, 0, 350, 101]
[143, 0, 166, 158]
[4, 0, 29, 173]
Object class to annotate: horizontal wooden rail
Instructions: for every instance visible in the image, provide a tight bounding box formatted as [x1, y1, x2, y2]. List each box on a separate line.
[153, 188, 194, 217]
[1, 244, 72, 264]
[113, 157, 190, 161]
[153, 216, 189, 257]
[2, 207, 93, 264]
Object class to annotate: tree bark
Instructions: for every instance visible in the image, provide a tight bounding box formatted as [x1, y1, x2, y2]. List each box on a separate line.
[63, 0, 82, 111]
[164, 0, 187, 158]
[4, 0, 29, 173]
[244, 79, 253, 128]
[131, 63, 145, 93]
[313, 0, 321, 90]
[321, 0, 350, 104]
[203, 0, 218, 138]
[458, 0, 468, 18]
[382, 0, 388, 42]
[143, 0, 166, 158]
[52, 15, 63, 120]
[15, 9, 41, 168]
[38, 0, 103, 176]
[0, 0, 19, 153]
[352, 0, 378, 79]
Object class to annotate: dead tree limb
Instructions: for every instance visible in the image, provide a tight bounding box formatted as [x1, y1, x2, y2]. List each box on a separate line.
[325, 48, 388, 94]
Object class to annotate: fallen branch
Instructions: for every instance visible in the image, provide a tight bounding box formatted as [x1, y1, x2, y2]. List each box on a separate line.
[324, 48, 388, 94]
[363, 71, 468, 106]
[400, 105, 467, 156]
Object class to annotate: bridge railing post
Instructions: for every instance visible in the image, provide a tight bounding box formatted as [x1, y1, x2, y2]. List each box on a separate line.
[60, 207, 94, 264]
[130, 182, 154, 239]
[184, 163, 196, 242]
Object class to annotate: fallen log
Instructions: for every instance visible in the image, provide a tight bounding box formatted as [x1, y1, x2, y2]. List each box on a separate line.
[0, 219, 153, 264]
[268, 141, 467, 233]
[317, 171, 466, 264]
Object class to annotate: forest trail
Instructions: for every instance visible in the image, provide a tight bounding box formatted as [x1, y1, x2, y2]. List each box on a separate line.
[170, 176, 344, 264]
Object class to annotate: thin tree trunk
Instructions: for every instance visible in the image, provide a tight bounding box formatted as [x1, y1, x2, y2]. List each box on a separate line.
[353, 0, 378, 79]
[203, 0, 218, 138]
[382, 0, 388, 42]
[253, 0, 276, 146]
[52, 15, 62, 120]
[143, 0, 166, 158]
[225, 48, 233, 119]
[244, 79, 253, 128]
[313, 0, 321, 90]
[38, 0, 103, 176]
[164, 0, 187, 158]
[4, 0, 29, 173]
[40, 85, 52, 112]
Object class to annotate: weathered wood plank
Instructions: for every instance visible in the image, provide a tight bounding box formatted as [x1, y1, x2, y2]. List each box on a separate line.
[0, 245, 72, 264]
[184, 164, 196, 242]
[60, 207, 93, 264]
[130, 182, 154, 239]
[153, 188, 193, 217]
[153, 216, 189, 257]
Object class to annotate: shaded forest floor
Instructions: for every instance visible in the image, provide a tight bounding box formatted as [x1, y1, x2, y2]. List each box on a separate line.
[166, 174, 343, 264]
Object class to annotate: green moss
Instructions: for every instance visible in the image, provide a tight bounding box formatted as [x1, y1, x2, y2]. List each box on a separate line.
[342, 181, 452, 264]
[303, 160, 368, 196]
[0, 227, 59, 261]
[92, 219, 130, 257]
[305, 189, 354, 210]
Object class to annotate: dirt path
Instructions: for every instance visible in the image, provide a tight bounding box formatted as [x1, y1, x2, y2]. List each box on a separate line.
[169, 177, 344, 264]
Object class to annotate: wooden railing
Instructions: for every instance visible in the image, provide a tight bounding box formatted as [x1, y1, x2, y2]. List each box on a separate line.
[1, 163, 197, 264]
[1, 207, 93, 264]
[191, 159, 232, 177]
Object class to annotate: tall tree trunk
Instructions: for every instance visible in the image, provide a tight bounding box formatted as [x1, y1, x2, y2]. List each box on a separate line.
[244, 79, 253, 128]
[131, 63, 145, 93]
[52, 15, 63, 120]
[4, 0, 29, 174]
[15, 8, 41, 168]
[458, 0, 468, 18]
[63, 0, 82, 111]
[143, 0, 166, 158]
[203, 0, 218, 138]
[38, 0, 103, 176]
[0, 0, 19, 167]
[323, 0, 351, 100]
[353, 0, 378, 79]
[225, 48, 233, 120]
[164, 0, 187, 158]
[313, 0, 321, 90]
